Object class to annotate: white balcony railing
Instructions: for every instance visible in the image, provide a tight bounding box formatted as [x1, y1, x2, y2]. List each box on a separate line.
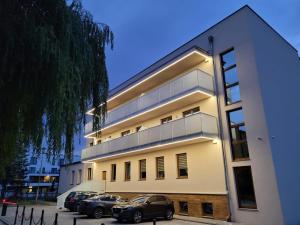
[85, 69, 214, 135]
[82, 112, 218, 161]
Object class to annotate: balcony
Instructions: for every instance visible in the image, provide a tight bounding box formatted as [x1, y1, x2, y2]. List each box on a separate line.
[82, 112, 218, 162]
[85, 69, 214, 137]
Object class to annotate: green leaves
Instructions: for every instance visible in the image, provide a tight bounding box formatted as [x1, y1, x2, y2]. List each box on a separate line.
[0, 0, 112, 177]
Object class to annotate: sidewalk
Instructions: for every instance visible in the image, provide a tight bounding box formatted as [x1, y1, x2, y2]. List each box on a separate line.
[174, 215, 244, 225]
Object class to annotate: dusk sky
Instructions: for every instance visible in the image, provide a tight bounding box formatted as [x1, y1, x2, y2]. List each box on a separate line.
[74, 0, 300, 155]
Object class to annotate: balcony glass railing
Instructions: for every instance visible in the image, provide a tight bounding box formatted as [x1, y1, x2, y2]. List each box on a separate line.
[85, 69, 214, 135]
[82, 112, 218, 161]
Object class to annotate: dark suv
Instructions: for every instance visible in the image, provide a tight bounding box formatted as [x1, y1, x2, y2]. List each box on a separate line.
[78, 194, 123, 219]
[112, 195, 174, 223]
[64, 191, 97, 211]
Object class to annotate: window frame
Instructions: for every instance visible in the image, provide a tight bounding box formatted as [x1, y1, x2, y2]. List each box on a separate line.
[161, 116, 172, 124]
[233, 166, 257, 209]
[87, 168, 93, 180]
[71, 170, 75, 185]
[139, 159, 147, 181]
[177, 153, 188, 178]
[220, 48, 241, 105]
[124, 161, 131, 181]
[156, 156, 165, 179]
[111, 164, 116, 182]
[77, 169, 82, 184]
[179, 201, 189, 215]
[182, 107, 200, 117]
[121, 130, 131, 137]
[227, 107, 250, 161]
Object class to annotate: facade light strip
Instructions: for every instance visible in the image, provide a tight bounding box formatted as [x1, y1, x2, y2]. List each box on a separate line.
[82, 135, 216, 163]
[84, 89, 213, 138]
[86, 50, 210, 115]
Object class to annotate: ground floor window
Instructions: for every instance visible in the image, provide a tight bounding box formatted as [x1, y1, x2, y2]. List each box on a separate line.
[125, 161, 131, 181]
[139, 159, 146, 180]
[177, 153, 188, 178]
[202, 202, 213, 217]
[87, 168, 93, 180]
[234, 166, 257, 209]
[179, 201, 188, 214]
[111, 164, 116, 181]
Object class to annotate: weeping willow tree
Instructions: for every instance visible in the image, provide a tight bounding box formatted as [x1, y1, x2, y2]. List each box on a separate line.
[0, 0, 113, 177]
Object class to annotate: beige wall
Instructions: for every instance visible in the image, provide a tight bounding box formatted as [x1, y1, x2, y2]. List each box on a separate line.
[93, 139, 226, 195]
[58, 162, 97, 194]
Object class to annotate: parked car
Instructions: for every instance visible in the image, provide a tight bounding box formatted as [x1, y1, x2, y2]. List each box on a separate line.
[78, 194, 123, 219]
[64, 191, 97, 211]
[112, 194, 174, 223]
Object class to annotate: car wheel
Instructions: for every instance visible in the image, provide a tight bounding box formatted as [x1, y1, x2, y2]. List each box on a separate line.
[165, 209, 173, 220]
[93, 207, 104, 219]
[133, 210, 142, 223]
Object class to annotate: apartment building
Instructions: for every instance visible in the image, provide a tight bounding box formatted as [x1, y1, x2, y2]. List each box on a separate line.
[60, 5, 300, 225]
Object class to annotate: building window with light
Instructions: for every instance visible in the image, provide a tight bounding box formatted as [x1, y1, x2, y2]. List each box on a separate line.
[220, 49, 241, 105]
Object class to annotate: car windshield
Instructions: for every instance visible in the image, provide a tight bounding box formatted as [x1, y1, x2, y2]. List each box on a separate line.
[130, 196, 147, 203]
[88, 195, 105, 200]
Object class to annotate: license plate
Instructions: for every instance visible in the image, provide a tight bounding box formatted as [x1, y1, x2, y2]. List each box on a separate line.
[113, 213, 119, 217]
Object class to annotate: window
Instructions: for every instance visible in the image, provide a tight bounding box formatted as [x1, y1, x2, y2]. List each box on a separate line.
[78, 169, 82, 184]
[234, 166, 257, 209]
[102, 171, 107, 180]
[51, 168, 58, 174]
[182, 107, 200, 117]
[29, 167, 36, 173]
[30, 157, 37, 165]
[177, 153, 188, 178]
[89, 142, 94, 147]
[71, 170, 75, 185]
[125, 162, 131, 181]
[179, 201, 188, 214]
[87, 168, 93, 180]
[156, 157, 165, 179]
[136, 126, 142, 132]
[202, 203, 213, 217]
[227, 108, 249, 160]
[97, 139, 102, 144]
[220, 49, 241, 104]
[42, 167, 45, 173]
[161, 116, 172, 124]
[139, 159, 146, 180]
[111, 164, 116, 181]
[121, 130, 130, 136]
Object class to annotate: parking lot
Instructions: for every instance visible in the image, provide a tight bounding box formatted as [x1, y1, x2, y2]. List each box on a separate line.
[0, 204, 213, 225]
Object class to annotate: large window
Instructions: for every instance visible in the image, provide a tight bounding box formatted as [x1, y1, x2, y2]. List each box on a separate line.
[156, 157, 165, 179]
[139, 159, 146, 180]
[234, 166, 257, 209]
[87, 168, 93, 180]
[227, 108, 249, 160]
[177, 153, 188, 178]
[125, 162, 131, 181]
[111, 164, 116, 182]
[221, 49, 241, 104]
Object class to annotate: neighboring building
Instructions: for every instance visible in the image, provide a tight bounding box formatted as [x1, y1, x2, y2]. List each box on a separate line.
[24, 150, 80, 198]
[59, 5, 300, 225]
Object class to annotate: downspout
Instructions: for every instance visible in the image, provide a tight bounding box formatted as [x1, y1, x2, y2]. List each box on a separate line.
[208, 36, 231, 222]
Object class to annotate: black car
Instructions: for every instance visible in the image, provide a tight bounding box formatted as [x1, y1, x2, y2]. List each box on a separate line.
[112, 195, 174, 223]
[78, 194, 123, 219]
[64, 191, 97, 211]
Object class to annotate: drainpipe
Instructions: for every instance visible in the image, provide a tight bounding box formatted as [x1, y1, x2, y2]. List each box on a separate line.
[208, 36, 231, 222]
